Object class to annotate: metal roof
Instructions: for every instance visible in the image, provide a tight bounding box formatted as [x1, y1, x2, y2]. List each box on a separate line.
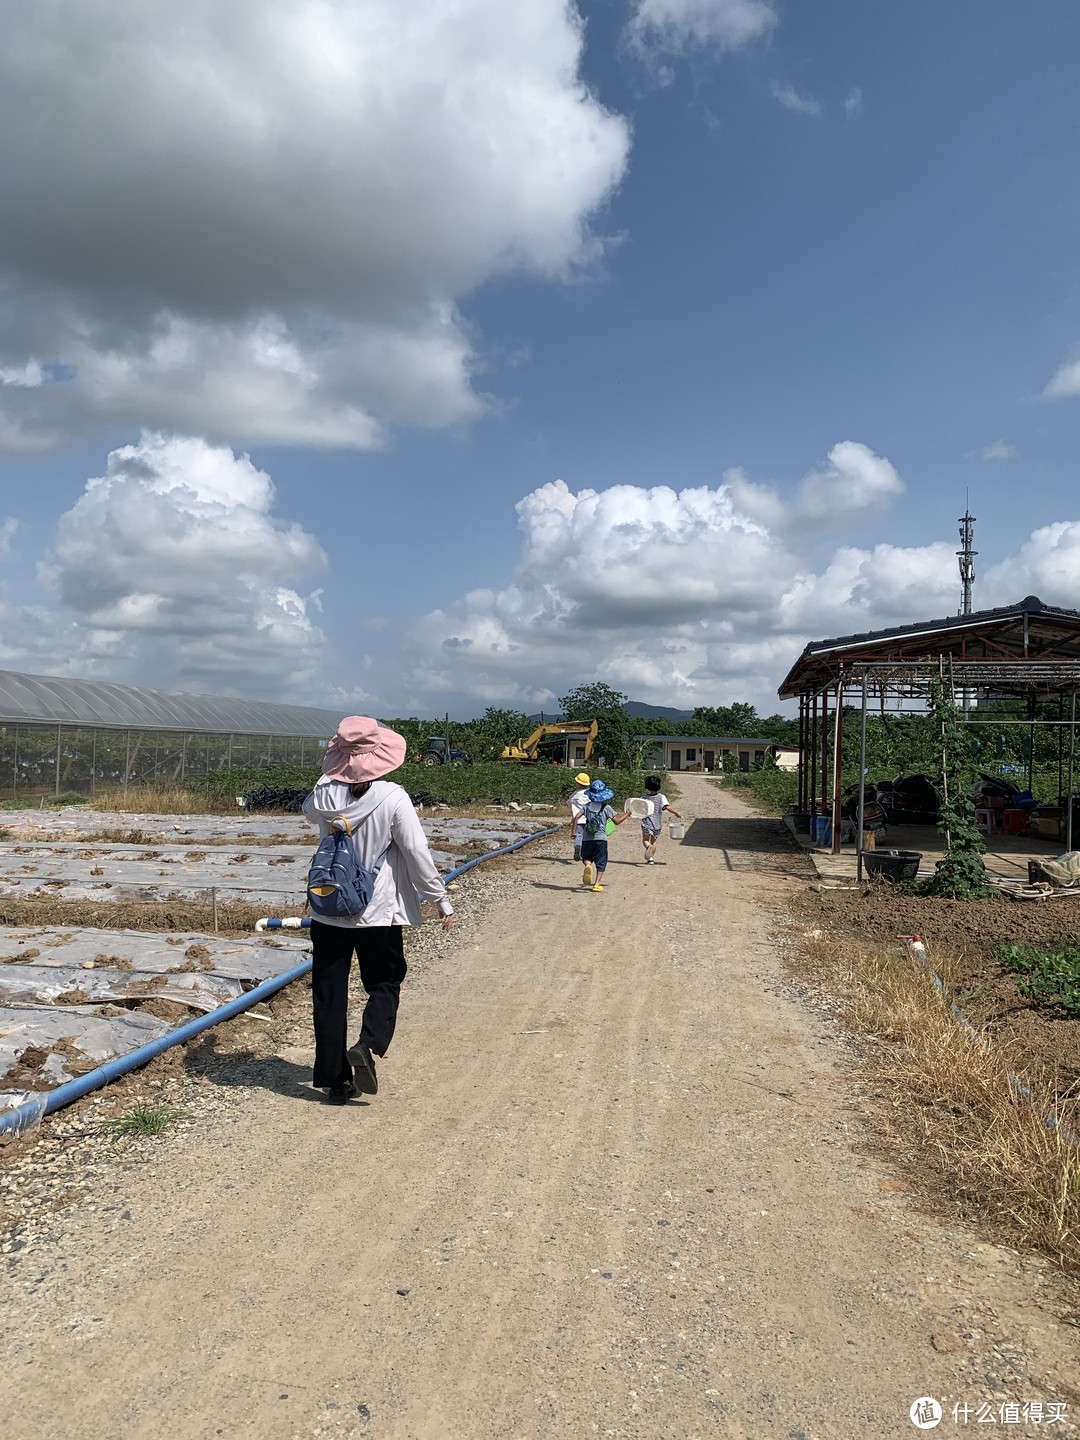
[779, 596, 1080, 698]
[634, 734, 775, 745]
[0, 668, 346, 736]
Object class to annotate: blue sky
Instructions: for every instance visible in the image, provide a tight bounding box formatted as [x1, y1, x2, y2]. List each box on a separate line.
[1, 0, 1078, 716]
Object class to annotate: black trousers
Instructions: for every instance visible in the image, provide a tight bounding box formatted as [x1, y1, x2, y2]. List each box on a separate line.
[310, 921, 408, 1088]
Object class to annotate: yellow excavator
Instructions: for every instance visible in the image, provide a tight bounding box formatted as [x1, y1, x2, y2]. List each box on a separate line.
[500, 720, 599, 765]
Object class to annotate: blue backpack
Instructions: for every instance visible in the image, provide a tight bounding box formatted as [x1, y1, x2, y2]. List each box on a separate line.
[307, 817, 387, 919]
[583, 802, 609, 837]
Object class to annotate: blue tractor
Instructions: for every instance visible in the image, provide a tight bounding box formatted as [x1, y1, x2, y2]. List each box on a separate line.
[421, 736, 470, 766]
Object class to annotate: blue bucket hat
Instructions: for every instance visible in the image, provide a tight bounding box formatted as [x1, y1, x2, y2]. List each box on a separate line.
[586, 779, 614, 802]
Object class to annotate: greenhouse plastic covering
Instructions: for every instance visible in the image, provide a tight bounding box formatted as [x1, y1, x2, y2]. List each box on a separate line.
[0, 667, 346, 736]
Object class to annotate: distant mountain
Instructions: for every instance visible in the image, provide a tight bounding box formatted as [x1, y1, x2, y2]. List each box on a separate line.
[621, 701, 694, 722]
[527, 700, 694, 724]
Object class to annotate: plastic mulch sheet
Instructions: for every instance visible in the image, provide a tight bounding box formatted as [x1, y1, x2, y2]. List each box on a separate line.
[0, 819, 548, 906]
[0, 926, 311, 1119]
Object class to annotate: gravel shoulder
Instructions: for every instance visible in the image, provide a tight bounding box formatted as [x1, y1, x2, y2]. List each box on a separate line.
[2, 777, 1078, 1439]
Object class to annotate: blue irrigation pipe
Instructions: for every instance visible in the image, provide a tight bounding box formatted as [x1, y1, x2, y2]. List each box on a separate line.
[0, 821, 563, 1139]
[255, 822, 563, 929]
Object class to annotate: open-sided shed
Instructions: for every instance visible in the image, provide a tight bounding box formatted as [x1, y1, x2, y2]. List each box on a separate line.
[777, 595, 1080, 865]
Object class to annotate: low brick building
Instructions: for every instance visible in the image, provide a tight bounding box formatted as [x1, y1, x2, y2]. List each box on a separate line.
[635, 735, 774, 774]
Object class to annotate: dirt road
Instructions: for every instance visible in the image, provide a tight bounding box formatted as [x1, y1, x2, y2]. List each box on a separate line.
[3, 777, 1077, 1439]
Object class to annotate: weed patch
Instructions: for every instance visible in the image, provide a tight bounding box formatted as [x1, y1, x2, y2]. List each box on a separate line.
[109, 1102, 183, 1139]
[713, 769, 799, 815]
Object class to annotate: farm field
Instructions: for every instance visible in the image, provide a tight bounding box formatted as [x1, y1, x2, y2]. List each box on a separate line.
[1, 777, 1077, 1439]
[0, 805, 553, 1120]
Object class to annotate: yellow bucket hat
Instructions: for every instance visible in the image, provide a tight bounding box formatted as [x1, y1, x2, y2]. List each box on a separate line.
[574, 771, 591, 786]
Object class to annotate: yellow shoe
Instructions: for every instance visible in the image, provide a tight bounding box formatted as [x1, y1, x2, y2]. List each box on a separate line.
[581, 862, 596, 887]
[591, 883, 604, 892]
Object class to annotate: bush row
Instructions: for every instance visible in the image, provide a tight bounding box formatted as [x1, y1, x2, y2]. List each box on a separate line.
[717, 767, 800, 816]
[189, 762, 648, 808]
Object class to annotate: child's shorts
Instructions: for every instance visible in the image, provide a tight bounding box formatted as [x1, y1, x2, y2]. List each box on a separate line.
[641, 820, 661, 839]
[580, 837, 608, 871]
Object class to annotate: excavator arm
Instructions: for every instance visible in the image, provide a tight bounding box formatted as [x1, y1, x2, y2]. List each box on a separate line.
[500, 720, 599, 763]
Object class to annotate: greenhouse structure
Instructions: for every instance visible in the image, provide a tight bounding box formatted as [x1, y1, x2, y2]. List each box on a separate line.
[0, 668, 345, 800]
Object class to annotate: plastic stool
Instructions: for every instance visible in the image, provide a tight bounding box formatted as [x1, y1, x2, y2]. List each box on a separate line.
[974, 807, 994, 835]
[1002, 808, 1028, 836]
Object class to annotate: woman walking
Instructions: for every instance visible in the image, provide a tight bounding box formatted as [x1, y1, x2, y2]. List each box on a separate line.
[302, 716, 453, 1105]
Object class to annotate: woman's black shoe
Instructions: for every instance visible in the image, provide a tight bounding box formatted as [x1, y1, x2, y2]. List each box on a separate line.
[326, 1079, 358, 1105]
[346, 1041, 378, 1095]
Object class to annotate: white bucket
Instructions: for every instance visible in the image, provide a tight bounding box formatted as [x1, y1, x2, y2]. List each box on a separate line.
[668, 821, 685, 840]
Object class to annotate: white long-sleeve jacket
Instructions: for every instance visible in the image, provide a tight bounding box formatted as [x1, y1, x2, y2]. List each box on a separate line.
[301, 779, 453, 930]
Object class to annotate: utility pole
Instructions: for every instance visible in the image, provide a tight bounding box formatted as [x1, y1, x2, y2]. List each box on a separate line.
[957, 500, 977, 719]
[957, 500, 977, 616]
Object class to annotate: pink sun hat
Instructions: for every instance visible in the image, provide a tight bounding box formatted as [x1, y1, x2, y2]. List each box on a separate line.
[321, 716, 408, 784]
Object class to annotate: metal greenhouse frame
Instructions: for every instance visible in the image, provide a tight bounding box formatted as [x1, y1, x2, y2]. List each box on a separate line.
[777, 596, 1080, 875]
[0, 668, 345, 801]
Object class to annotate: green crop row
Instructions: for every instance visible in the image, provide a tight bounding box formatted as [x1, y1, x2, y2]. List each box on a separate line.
[188, 762, 649, 808]
[998, 940, 1080, 1018]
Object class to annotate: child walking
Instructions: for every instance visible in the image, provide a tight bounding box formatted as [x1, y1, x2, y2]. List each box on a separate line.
[579, 779, 629, 892]
[568, 771, 591, 861]
[639, 775, 682, 864]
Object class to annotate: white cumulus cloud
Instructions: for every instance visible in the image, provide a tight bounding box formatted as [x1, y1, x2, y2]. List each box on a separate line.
[1042, 355, 1080, 400]
[725, 441, 903, 534]
[0, 1, 630, 452]
[1, 435, 328, 694]
[400, 445, 1080, 714]
[984, 522, 1080, 603]
[403, 442, 918, 711]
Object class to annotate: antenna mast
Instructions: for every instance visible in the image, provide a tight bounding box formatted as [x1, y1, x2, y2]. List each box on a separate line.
[957, 501, 977, 615]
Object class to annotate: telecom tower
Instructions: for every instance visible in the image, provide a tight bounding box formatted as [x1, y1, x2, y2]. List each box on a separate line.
[957, 503, 977, 615]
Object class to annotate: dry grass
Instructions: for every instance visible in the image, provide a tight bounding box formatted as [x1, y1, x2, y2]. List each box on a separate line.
[0, 895, 280, 935]
[79, 829, 305, 848]
[796, 928, 1080, 1268]
[85, 787, 244, 815]
[38, 788, 563, 823]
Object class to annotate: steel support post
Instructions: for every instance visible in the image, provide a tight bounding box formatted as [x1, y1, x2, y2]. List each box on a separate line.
[821, 692, 830, 817]
[1067, 692, 1076, 854]
[830, 682, 844, 856]
[857, 674, 868, 882]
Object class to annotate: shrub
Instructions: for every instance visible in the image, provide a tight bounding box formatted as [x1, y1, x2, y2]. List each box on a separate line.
[920, 676, 992, 899]
[718, 767, 799, 815]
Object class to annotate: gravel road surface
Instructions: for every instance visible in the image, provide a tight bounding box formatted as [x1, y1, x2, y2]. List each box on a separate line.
[2, 776, 1077, 1439]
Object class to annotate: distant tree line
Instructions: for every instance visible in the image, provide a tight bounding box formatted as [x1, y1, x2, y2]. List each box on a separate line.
[381, 686, 1073, 791]
[382, 682, 799, 769]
